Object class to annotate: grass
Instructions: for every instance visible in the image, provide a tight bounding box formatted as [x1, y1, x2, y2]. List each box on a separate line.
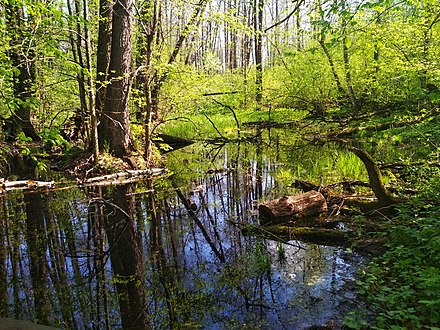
[159, 107, 308, 140]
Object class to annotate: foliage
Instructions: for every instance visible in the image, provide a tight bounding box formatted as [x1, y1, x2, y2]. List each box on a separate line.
[354, 174, 440, 329]
[40, 128, 70, 152]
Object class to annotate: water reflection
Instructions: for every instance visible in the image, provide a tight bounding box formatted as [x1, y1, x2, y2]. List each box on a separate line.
[0, 139, 368, 329]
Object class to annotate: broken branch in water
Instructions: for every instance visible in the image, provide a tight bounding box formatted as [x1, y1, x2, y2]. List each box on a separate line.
[0, 179, 55, 191]
[0, 168, 166, 192]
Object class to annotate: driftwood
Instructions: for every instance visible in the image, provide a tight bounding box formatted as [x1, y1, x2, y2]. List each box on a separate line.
[259, 190, 327, 224]
[0, 169, 166, 192]
[0, 179, 55, 191]
[84, 168, 165, 184]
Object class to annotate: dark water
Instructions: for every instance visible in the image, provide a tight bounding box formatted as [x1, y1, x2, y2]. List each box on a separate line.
[0, 134, 369, 329]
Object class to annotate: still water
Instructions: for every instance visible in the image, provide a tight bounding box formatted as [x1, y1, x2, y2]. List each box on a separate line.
[0, 134, 369, 329]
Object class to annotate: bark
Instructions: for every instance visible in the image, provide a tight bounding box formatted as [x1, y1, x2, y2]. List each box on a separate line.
[96, 0, 112, 114]
[139, 0, 159, 162]
[144, 0, 208, 160]
[341, 0, 358, 112]
[98, 0, 134, 158]
[74, 0, 91, 143]
[4, 1, 39, 141]
[1, 180, 55, 191]
[254, 0, 264, 106]
[350, 147, 399, 206]
[328, 106, 440, 138]
[319, 38, 344, 94]
[84, 168, 164, 184]
[66, 0, 87, 142]
[83, 0, 99, 162]
[259, 190, 327, 224]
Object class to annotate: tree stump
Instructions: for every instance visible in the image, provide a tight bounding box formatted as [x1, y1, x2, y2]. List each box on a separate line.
[259, 190, 327, 224]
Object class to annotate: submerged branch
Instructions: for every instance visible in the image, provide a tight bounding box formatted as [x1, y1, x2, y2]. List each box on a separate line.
[241, 225, 349, 247]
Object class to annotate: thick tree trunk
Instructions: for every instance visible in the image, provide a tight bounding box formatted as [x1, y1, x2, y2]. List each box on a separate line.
[98, 0, 134, 158]
[5, 2, 39, 141]
[259, 190, 327, 224]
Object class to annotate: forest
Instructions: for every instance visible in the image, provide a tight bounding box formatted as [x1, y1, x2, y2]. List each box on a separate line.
[0, 0, 440, 328]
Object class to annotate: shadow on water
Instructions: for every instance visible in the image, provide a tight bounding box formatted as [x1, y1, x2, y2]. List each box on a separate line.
[0, 129, 370, 329]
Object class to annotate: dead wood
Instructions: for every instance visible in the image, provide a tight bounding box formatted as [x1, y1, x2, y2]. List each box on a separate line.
[350, 147, 402, 207]
[202, 91, 239, 96]
[84, 168, 165, 184]
[154, 134, 194, 148]
[379, 160, 440, 170]
[328, 106, 440, 138]
[259, 190, 327, 224]
[0, 168, 166, 192]
[0, 179, 55, 192]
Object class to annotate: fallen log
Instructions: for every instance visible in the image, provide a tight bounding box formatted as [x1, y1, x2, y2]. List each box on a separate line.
[327, 106, 440, 138]
[259, 190, 327, 224]
[84, 168, 165, 184]
[155, 134, 194, 148]
[0, 179, 55, 191]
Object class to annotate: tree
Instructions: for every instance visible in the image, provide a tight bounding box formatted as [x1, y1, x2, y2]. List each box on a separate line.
[254, 0, 264, 106]
[98, 0, 134, 158]
[4, 0, 39, 141]
[141, 0, 210, 162]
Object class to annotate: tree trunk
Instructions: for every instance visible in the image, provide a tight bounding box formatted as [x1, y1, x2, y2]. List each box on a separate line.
[96, 0, 112, 114]
[143, 0, 208, 160]
[341, 0, 358, 112]
[98, 0, 134, 158]
[350, 147, 398, 206]
[259, 190, 327, 224]
[5, 1, 39, 141]
[319, 38, 344, 95]
[83, 0, 99, 162]
[67, 0, 87, 143]
[254, 0, 264, 107]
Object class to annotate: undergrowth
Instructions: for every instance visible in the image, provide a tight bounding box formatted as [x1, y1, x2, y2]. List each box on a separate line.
[347, 171, 440, 329]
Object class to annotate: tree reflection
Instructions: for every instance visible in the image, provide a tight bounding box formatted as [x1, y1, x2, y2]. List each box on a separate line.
[100, 184, 150, 329]
[0, 140, 368, 328]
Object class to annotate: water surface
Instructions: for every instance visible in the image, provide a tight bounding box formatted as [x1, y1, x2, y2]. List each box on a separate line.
[0, 132, 369, 329]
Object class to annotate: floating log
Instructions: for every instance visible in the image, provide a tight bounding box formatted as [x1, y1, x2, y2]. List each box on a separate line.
[259, 190, 327, 224]
[84, 168, 165, 184]
[0, 169, 166, 193]
[1, 179, 55, 191]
